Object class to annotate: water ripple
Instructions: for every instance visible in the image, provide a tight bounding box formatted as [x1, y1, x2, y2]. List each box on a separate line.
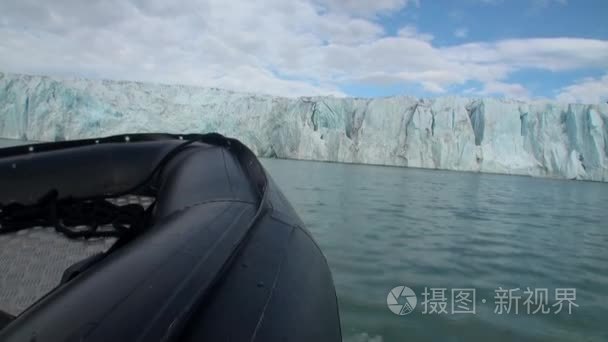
[262, 158, 608, 342]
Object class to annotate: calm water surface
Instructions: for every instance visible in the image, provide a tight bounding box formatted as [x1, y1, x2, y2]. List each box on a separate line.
[262, 158, 608, 342]
[1, 139, 606, 341]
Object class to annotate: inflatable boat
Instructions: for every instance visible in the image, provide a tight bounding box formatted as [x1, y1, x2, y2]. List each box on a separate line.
[0, 133, 341, 341]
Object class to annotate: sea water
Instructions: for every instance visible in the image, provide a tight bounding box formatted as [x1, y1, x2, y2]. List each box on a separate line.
[262, 158, 608, 342]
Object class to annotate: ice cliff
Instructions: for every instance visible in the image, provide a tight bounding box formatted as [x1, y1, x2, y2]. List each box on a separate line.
[1, 72, 607, 181]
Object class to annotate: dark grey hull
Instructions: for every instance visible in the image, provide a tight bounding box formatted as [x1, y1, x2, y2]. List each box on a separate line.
[0, 133, 341, 342]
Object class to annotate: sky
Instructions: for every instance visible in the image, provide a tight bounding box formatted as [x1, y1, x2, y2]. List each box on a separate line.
[0, 0, 607, 103]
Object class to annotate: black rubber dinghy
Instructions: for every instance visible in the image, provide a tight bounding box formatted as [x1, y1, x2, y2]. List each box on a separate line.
[0, 133, 341, 341]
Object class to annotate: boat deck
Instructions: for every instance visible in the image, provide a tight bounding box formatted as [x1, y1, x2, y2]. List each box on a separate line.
[0, 195, 152, 316]
[0, 228, 114, 315]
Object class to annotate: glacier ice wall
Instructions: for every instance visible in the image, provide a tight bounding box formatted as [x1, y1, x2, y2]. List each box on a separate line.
[1, 72, 607, 181]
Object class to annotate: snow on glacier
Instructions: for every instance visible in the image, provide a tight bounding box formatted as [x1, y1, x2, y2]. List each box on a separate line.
[0, 72, 607, 181]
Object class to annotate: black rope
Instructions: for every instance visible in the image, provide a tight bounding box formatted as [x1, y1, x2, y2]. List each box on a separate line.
[0, 189, 147, 239]
[0, 138, 203, 239]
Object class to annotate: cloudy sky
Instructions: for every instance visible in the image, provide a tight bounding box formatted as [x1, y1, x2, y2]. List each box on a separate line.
[0, 0, 606, 102]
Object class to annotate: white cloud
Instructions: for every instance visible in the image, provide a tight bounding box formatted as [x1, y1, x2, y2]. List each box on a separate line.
[442, 38, 608, 71]
[316, 0, 419, 17]
[397, 25, 434, 41]
[0, 0, 350, 97]
[0, 0, 606, 100]
[556, 74, 608, 104]
[478, 81, 530, 100]
[317, 14, 386, 44]
[454, 27, 468, 39]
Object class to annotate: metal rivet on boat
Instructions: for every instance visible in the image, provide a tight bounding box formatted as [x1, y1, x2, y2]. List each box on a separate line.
[125, 136, 130, 142]
[95, 140, 100, 144]
[178, 136, 183, 140]
[11, 163, 16, 169]
[28, 146, 34, 152]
